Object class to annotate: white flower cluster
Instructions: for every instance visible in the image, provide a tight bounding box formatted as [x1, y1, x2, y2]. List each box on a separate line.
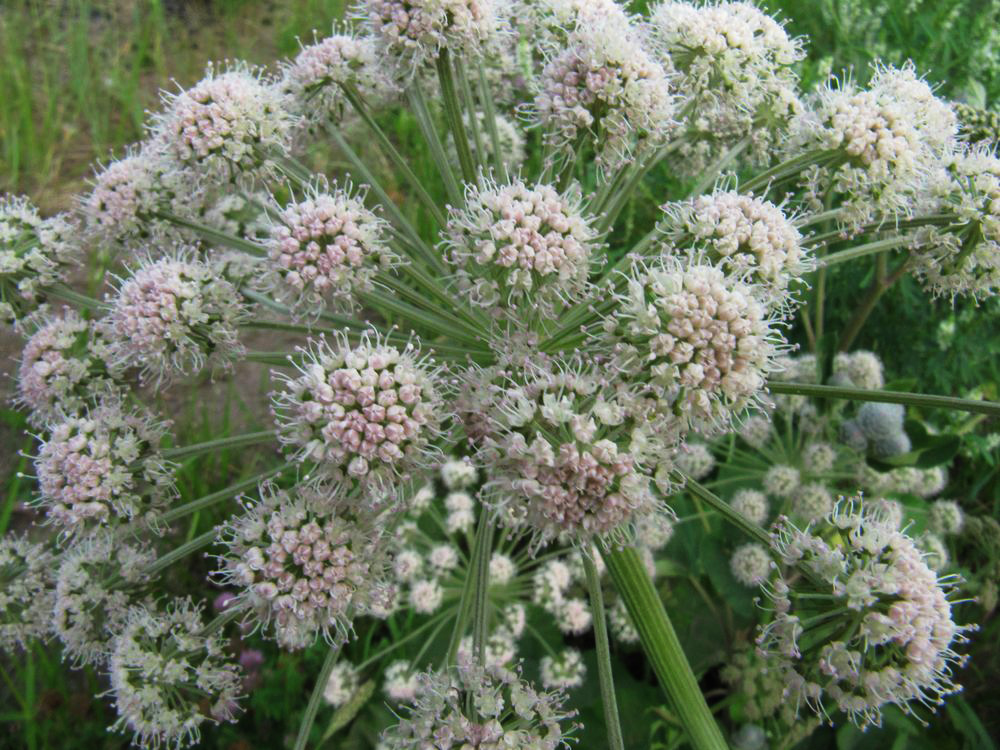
[674, 441, 716, 480]
[360, 0, 506, 72]
[730, 542, 772, 587]
[831, 350, 885, 390]
[481, 362, 661, 543]
[928, 499, 964, 536]
[443, 178, 598, 320]
[760, 500, 973, 729]
[841, 401, 911, 458]
[153, 62, 293, 181]
[16, 309, 119, 425]
[610, 256, 782, 431]
[648, 1, 803, 171]
[0, 195, 79, 324]
[264, 182, 394, 315]
[108, 598, 243, 750]
[731, 488, 769, 526]
[272, 332, 444, 492]
[107, 252, 248, 383]
[280, 29, 398, 128]
[540, 648, 586, 690]
[446, 111, 526, 172]
[380, 662, 576, 749]
[383, 659, 420, 703]
[323, 661, 360, 706]
[660, 191, 809, 306]
[787, 64, 957, 229]
[54, 533, 154, 666]
[34, 400, 174, 532]
[215, 482, 394, 650]
[533, 2, 675, 170]
[0, 535, 55, 652]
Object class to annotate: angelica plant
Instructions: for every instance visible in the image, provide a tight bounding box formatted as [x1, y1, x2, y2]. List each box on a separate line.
[1, 1, 995, 749]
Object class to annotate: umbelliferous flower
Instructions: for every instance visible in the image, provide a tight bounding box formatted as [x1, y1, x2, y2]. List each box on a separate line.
[106, 252, 248, 383]
[0, 195, 79, 324]
[479, 360, 665, 544]
[384, 660, 420, 703]
[607, 597, 639, 645]
[443, 178, 599, 321]
[441, 458, 478, 490]
[445, 491, 476, 533]
[153, 62, 293, 181]
[786, 64, 958, 229]
[446, 111, 527, 173]
[380, 662, 576, 749]
[489, 553, 517, 586]
[271, 332, 446, 494]
[214, 482, 394, 650]
[648, 1, 803, 171]
[831, 350, 884, 390]
[634, 510, 676, 550]
[409, 578, 445, 614]
[541, 648, 586, 690]
[263, 181, 395, 316]
[360, 0, 507, 72]
[16, 309, 120, 425]
[0, 535, 55, 652]
[323, 661, 359, 706]
[660, 191, 810, 307]
[928, 499, 964, 536]
[731, 488, 769, 526]
[280, 29, 398, 128]
[793, 482, 833, 522]
[108, 598, 243, 750]
[803, 442, 837, 474]
[758, 499, 974, 729]
[54, 532, 154, 666]
[34, 400, 174, 533]
[730, 542, 772, 587]
[763, 464, 800, 499]
[738, 414, 774, 449]
[674, 441, 716, 480]
[533, 2, 675, 170]
[606, 256, 784, 432]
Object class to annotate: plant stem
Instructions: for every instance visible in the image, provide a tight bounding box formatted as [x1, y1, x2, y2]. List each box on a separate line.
[162, 430, 275, 461]
[583, 553, 625, 750]
[603, 547, 728, 750]
[476, 61, 505, 178]
[683, 477, 771, 547]
[817, 234, 915, 268]
[142, 528, 217, 577]
[837, 254, 911, 351]
[154, 211, 267, 255]
[767, 381, 1000, 416]
[293, 646, 339, 750]
[48, 284, 105, 311]
[446, 511, 491, 664]
[157, 463, 292, 524]
[436, 49, 477, 185]
[406, 83, 464, 205]
[471, 514, 494, 663]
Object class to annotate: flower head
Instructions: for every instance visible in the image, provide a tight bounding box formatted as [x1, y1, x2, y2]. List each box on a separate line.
[831, 350, 885, 390]
[107, 251, 248, 384]
[0, 195, 79, 324]
[0, 535, 55, 652]
[928, 499, 964, 536]
[380, 661, 576, 749]
[271, 331, 445, 495]
[108, 598, 243, 750]
[541, 648, 586, 690]
[731, 488, 769, 526]
[384, 660, 420, 703]
[443, 178, 600, 322]
[34, 400, 174, 534]
[730, 542, 772, 587]
[323, 661, 359, 706]
[214, 482, 394, 650]
[263, 181, 395, 316]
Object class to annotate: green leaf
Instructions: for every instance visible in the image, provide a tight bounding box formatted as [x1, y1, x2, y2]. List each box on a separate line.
[320, 680, 375, 743]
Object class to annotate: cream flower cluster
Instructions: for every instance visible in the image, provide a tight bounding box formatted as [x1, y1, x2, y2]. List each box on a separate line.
[271, 332, 444, 491]
[609, 257, 781, 431]
[443, 178, 598, 320]
[380, 662, 576, 749]
[0, 195, 79, 324]
[264, 183, 394, 315]
[649, 1, 803, 171]
[534, 3, 675, 169]
[759, 500, 972, 729]
[109, 599, 243, 750]
[107, 253, 248, 383]
[0, 535, 56, 652]
[34, 401, 174, 532]
[215, 483, 393, 650]
[17, 309, 119, 425]
[661, 191, 809, 306]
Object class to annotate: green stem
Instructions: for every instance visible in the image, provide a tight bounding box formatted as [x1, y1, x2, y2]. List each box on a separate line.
[804, 213, 957, 245]
[767, 381, 1000, 416]
[158, 463, 292, 524]
[154, 211, 267, 256]
[836, 254, 911, 351]
[356, 609, 453, 671]
[454, 56, 486, 175]
[436, 49, 477, 185]
[476, 61, 505, 178]
[603, 547, 727, 750]
[406, 83, 464, 205]
[293, 647, 339, 750]
[684, 477, 771, 547]
[446, 512, 491, 664]
[471, 514, 494, 662]
[688, 137, 751, 198]
[47, 284, 105, 311]
[739, 149, 836, 194]
[817, 235, 916, 268]
[142, 528, 217, 578]
[162, 430, 275, 461]
[583, 553, 625, 750]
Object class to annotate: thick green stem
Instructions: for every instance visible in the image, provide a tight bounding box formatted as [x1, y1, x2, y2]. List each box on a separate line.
[48, 284, 106, 311]
[739, 149, 836, 194]
[446, 512, 492, 664]
[768, 381, 1000, 416]
[154, 211, 267, 256]
[142, 528, 217, 578]
[471, 515, 494, 663]
[583, 553, 625, 750]
[293, 647, 339, 750]
[436, 50, 477, 185]
[157, 463, 292, 524]
[476, 61, 505, 178]
[603, 547, 728, 750]
[406, 83, 464, 205]
[162, 430, 275, 461]
[684, 477, 771, 547]
[817, 234, 916, 268]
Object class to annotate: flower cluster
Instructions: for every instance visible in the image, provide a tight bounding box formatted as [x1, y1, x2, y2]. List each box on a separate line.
[380, 661, 576, 749]
[0, 195, 79, 324]
[34, 400, 174, 533]
[108, 599, 243, 749]
[443, 178, 598, 320]
[841, 401, 911, 458]
[0, 535, 55, 652]
[107, 252, 248, 382]
[648, 0, 803, 171]
[214, 482, 394, 650]
[759, 500, 973, 728]
[271, 332, 444, 492]
[264, 182, 394, 315]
